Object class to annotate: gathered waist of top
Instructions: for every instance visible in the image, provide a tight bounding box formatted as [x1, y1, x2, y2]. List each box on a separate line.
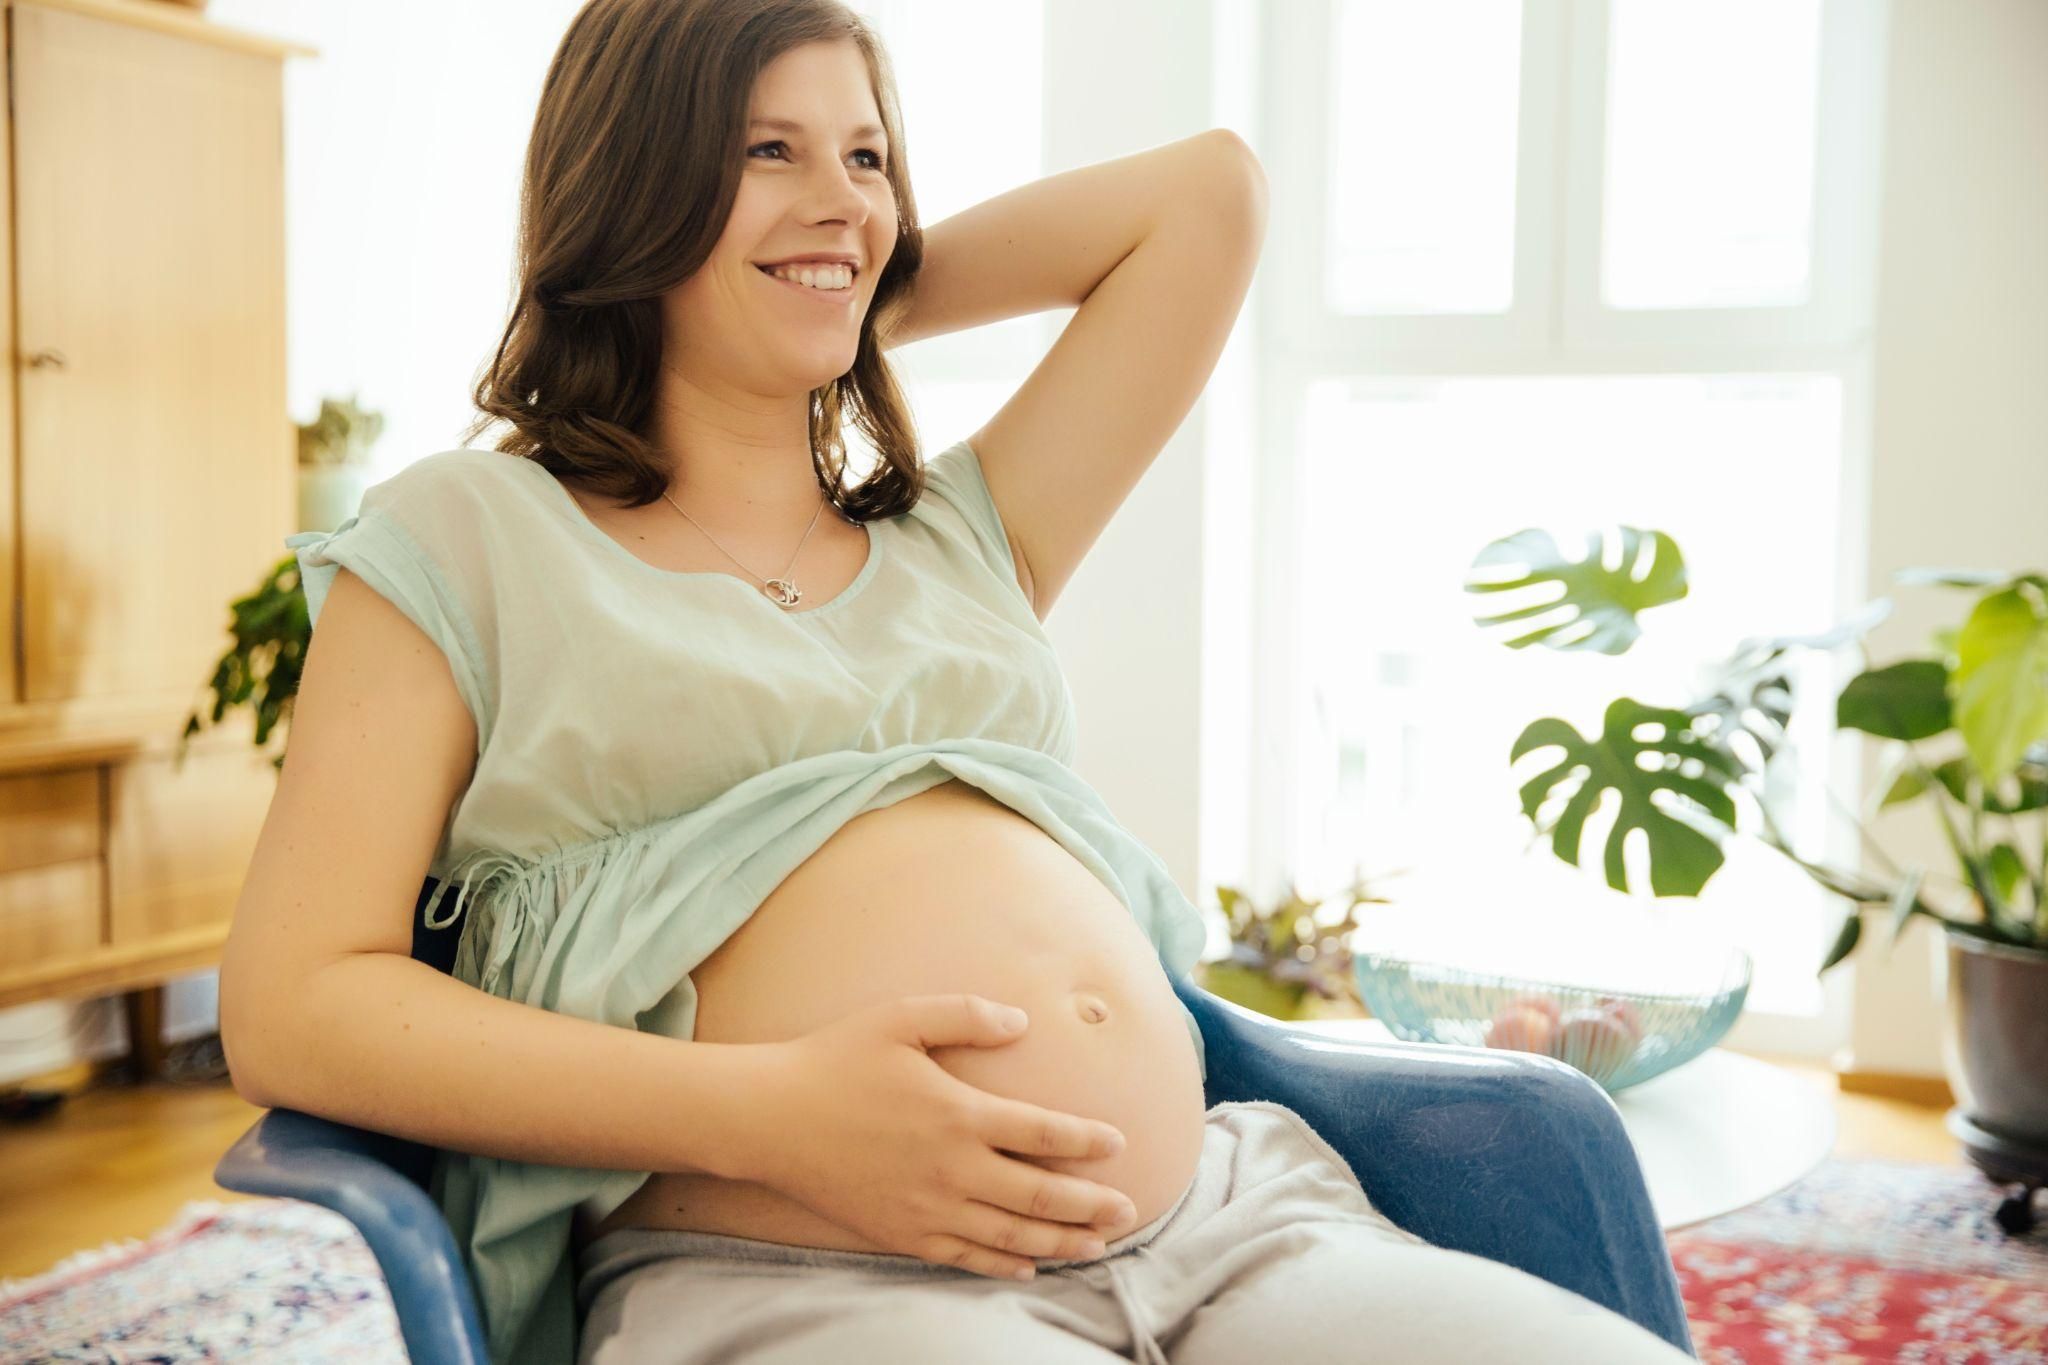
[420, 737, 1052, 932]
[415, 738, 1210, 1062]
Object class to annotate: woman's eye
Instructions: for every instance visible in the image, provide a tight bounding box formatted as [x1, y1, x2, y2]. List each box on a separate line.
[747, 140, 888, 173]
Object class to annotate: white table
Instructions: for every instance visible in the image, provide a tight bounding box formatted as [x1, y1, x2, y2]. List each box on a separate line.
[1290, 1018, 1838, 1232]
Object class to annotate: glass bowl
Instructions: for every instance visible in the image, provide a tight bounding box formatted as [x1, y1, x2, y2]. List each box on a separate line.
[1351, 944, 1752, 1094]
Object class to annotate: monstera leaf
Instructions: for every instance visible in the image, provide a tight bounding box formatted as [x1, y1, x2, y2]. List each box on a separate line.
[1683, 597, 1891, 774]
[1466, 526, 1688, 655]
[1685, 662, 1795, 772]
[1510, 697, 1745, 896]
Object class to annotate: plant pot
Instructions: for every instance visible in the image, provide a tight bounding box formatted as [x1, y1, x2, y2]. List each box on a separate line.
[297, 463, 370, 535]
[1939, 926, 2048, 1145]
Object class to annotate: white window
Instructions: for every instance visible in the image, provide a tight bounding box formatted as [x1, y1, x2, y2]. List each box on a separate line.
[1243, 0, 1890, 1059]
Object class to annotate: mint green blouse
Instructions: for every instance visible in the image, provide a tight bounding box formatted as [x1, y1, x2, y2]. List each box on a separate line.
[284, 438, 1209, 1365]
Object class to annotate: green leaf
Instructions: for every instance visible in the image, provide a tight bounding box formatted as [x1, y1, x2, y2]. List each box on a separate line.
[1952, 577, 2048, 785]
[1837, 659, 1952, 740]
[1883, 750, 2048, 815]
[1727, 596, 1894, 658]
[1466, 526, 1687, 655]
[1684, 665, 1793, 771]
[1820, 911, 1862, 973]
[1894, 566, 2010, 589]
[1887, 865, 1925, 948]
[1987, 843, 2029, 910]
[1878, 756, 1927, 808]
[1509, 697, 1743, 896]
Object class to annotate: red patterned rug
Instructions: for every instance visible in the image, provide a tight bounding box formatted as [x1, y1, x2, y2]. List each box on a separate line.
[1667, 1156, 2047, 1362]
[1, 1157, 2040, 1361]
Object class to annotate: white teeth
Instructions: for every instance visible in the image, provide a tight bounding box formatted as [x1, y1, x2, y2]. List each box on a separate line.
[764, 263, 852, 290]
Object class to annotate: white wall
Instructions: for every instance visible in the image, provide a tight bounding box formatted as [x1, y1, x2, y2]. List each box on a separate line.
[1038, 0, 1233, 954]
[1846, 0, 2048, 1077]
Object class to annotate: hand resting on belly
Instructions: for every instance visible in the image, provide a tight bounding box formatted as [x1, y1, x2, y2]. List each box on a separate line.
[733, 992, 1150, 1281]
[585, 779, 1209, 1278]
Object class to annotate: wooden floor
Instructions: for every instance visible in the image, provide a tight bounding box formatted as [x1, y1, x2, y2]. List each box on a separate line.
[0, 1050, 1973, 1281]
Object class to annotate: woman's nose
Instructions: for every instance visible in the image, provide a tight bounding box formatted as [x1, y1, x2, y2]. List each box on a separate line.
[801, 165, 869, 222]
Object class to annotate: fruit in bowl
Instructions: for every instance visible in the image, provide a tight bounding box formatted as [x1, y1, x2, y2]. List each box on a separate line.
[1596, 995, 1643, 1043]
[1555, 1007, 1643, 1074]
[1484, 997, 1558, 1055]
[1483, 992, 1644, 1076]
[1354, 945, 1752, 1095]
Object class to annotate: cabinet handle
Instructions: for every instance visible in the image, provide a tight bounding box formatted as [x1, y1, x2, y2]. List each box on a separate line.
[26, 348, 67, 370]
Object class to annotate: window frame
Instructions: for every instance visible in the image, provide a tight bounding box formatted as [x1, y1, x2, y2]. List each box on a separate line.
[1243, 0, 1893, 1060]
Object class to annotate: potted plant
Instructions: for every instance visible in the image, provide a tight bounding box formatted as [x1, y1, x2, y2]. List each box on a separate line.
[176, 554, 308, 773]
[1466, 528, 2046, 1185]
[1195, 866, 1399, 1021]
[176, 395, 383, 771]
[297, 392, 384, 534]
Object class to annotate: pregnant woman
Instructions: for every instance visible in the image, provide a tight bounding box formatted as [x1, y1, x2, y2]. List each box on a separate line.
[221, 3, 1697, 1364]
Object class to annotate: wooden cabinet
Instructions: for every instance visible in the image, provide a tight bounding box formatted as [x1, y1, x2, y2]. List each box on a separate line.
[0, 0, 314, 1028]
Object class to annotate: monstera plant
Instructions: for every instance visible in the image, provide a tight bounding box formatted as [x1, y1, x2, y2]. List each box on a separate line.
[1466, 528, 2047, 961]
[1468, 530, 2048, 1206]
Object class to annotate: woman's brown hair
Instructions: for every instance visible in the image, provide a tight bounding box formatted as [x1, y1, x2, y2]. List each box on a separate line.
[462, 0, 926, 519]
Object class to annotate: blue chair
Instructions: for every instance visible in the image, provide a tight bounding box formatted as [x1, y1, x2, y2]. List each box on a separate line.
[215, 876, 1698, 1363]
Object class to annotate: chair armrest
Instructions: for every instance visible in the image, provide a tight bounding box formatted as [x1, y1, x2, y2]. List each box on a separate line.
[1175, 977, 1696, 1359]
[215, 1109, 490, 1365]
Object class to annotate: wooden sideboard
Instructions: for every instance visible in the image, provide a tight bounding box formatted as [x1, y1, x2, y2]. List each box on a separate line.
[0, 0, 316, 1071]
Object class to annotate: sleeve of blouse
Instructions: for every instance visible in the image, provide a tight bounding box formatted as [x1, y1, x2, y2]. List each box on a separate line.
[286, 455, 496, 747]
[919, 437, 1029, 609]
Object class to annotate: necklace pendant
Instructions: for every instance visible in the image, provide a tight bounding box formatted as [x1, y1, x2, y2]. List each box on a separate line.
[763, 578, 801, 607]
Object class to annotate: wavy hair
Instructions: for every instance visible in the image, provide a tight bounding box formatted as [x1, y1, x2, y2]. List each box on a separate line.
[462, 0, 926, 518]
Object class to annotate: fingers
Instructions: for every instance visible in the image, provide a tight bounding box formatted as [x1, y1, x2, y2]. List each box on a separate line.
[952, 1199, 1112, 1263]
[969, 1151, 1139, 1236]
[912, 1232, 1042, 1282]
[980, 1097, 1127, 1163]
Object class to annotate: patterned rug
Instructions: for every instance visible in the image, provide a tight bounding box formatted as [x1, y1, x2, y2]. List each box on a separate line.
[1668, 1156, 2048, 1362]
[0, 1199, 407, 1363]
[0, 1158, 2041, 1362]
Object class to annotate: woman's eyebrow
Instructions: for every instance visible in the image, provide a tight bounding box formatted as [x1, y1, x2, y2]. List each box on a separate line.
[749, 116, 887, 143]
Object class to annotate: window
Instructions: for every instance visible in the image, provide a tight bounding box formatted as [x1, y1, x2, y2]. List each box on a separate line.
[1246, 0, 1888, 1058]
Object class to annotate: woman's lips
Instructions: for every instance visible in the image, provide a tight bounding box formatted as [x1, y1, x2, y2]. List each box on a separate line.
[755, 266, 856, 308]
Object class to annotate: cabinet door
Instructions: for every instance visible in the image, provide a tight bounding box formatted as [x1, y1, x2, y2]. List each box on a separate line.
[106, 729, 274, 946]
[0, 768, 104, 996]
[13, 3, 292, 705]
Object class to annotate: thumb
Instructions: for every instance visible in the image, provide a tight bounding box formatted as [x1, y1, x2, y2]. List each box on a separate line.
[894, 994, 1030, 1051]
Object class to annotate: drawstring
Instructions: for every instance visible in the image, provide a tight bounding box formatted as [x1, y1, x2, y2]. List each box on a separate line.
[422, 849, 526, 930]
[422, 848, 535, 997]
[1101, 1252, 1167, 1365]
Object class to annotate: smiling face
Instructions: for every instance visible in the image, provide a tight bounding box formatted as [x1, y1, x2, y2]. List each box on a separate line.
[664, 38, 899, 398]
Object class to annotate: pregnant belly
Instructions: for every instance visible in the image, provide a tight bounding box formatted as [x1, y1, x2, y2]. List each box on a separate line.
[577, 777, 1208, 1254]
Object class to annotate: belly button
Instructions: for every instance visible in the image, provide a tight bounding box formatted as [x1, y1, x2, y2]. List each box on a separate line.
[1072, 992, 1110, 1024]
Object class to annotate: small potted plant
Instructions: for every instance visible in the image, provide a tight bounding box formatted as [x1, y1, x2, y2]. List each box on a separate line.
[1195, 865, 1399, 1021]
[176, 396, 381, 771]
[297, 392, 385, 533]
[1466, 527, 2046, 1223]
[176, 554, 307, 773]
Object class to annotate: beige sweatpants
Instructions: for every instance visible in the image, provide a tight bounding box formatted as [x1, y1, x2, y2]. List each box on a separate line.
[573, 1099, 1696, 1364]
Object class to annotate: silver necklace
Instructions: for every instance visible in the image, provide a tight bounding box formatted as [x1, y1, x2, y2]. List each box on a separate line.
[660, 486, 832, 609]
